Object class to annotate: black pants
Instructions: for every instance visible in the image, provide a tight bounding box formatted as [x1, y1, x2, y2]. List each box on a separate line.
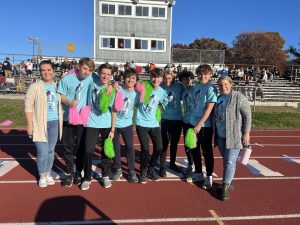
[80, 127, 112, 181]
[112, 125, 136, 172]
[62, 122, 84, 175]
[136, 126, 162, 171]
[183, 122, 214, 176]
[160, 119, 182, 169]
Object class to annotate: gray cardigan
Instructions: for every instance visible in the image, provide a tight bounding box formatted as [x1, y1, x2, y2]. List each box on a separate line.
[214, 90, 252, 150]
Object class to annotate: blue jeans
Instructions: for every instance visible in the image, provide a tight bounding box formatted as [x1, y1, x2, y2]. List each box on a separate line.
[217, 136, 240, 184]
[35, 120, 59, 175]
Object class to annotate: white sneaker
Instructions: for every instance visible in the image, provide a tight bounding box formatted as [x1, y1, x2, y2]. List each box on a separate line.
[202, 176, 212, 189]
[103, 176, 112, 189]
[46, 176, 55, 185]
[39, 178, 47, 188]
[81, 180, 91, 191]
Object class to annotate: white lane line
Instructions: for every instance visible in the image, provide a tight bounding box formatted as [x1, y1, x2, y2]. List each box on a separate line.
[0, 213, 300, 224]
[1, 176, 300, 184]
[283, 154, 300, 164]
[247, 159, 283, 176]
[252, 142, 264, 147]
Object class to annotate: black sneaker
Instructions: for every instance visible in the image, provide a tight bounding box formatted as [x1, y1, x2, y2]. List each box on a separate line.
[73, 174, 82, 186]
[62, 175, 73, 187]
[148, 168, 160, 181]
[138, 169, 148, 184]
[169, 164, 181, 173]
[128, 171, 138, 183]
[159, 168, 167, 178]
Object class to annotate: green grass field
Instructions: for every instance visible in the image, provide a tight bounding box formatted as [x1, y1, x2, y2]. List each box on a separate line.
[1, 99, 300, 129]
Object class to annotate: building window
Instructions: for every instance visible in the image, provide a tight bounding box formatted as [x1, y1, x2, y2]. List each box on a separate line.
[124, 39, 131, 49]
[119, 5, 132, 16]
[151, 40, 165, 50]
[136, 6, 149, 17]
[135, 39, 148, 50]
[100, 36, 165, 52]
[152, 7, 165, 18]
[141, 40, 148, 50]
[102, 37, 115, 48]
[135, 40, 141, 49]
[102, 4, 115, 15]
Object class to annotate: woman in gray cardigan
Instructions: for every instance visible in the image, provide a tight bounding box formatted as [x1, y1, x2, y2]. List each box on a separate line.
[214, 76, 251, 201]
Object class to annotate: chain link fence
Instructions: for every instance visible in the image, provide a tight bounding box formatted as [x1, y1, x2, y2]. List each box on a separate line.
[171, 48, 225, 65]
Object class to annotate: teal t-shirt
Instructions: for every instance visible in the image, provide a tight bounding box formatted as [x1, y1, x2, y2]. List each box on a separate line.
[190, 82, 217, 127]
[116, 85, 140, 128]
[136, 86, 168, 128]
[161, 82, 184, 120]
[57, 73, 92, 121]
[182, 86, 194, 124]
[215, 94, 229, 138]
[86, 73, 114, 128]
[44, 83, 59, 121]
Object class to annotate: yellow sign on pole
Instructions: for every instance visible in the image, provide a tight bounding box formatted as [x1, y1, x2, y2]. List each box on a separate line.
[68, 43, 74, 52]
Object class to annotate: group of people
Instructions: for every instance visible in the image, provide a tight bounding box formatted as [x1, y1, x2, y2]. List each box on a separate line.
[25, 58, 251, 201]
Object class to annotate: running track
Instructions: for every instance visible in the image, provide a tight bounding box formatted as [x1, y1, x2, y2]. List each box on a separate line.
[0, 128, 300, 225]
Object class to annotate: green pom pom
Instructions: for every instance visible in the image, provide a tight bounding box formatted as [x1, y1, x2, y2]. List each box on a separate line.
[98, 87, 116, 113]
[185, 128, 197, 149]
[142, 81, 154, 104]
[155, 107, 161, 122]
[104, 138, 115, 158]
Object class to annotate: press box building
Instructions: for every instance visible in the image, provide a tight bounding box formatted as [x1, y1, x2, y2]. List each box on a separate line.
[94, 0, 176, 65]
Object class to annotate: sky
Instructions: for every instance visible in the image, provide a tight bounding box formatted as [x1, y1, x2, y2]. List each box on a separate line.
[0, 0, 299, 62]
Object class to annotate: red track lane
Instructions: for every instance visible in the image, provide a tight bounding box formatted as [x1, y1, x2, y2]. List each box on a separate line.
[1, 129, 300, 224]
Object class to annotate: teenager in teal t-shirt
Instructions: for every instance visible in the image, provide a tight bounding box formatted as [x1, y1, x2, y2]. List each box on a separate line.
[79, 63, 116, 190]
[159, 70, 184, 177]
[190, 64, 217, 189]
[136, 68, 168, 184]
[57, 58, 95, 188]
[111, 68, 140, 183]
[178, 70, 196, 178]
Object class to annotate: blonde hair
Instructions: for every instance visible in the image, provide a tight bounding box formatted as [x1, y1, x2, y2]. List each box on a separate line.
[217, 76, 233, 85]
[164, 69, 175, 78]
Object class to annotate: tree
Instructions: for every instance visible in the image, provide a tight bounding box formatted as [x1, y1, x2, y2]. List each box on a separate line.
[189, 38, 228, 50]
[229, 32, 288, 71]
[289, 41, 300, 64]
[172, 38, 227, 64]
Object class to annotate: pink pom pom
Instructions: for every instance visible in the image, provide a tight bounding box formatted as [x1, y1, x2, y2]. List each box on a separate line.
[0, 119, 13, 126]
[69, 108, 82, 125]
[134, 82, 145, 103]
[80, 105, 91, 126]
[135, 82, 144, 92]
[68, 67, 79, 75]
[114, 91, 124, 111]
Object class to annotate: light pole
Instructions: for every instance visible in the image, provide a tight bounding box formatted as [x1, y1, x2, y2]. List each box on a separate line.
[28, 37, 39, 60]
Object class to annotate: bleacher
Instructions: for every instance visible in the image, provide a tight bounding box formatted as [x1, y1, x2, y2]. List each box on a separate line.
[1, 72, 300, 107]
